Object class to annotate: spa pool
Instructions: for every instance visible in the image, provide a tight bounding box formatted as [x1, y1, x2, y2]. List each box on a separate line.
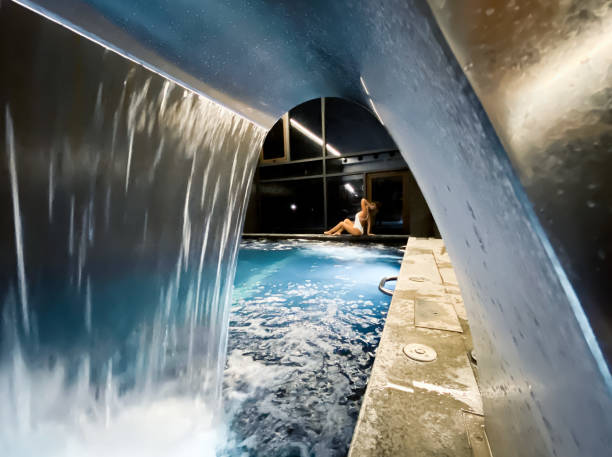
[222, 239, 403, 457]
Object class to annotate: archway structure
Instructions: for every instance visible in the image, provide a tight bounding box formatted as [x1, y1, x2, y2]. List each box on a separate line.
[9, 1, 612, 456]
[252, 97, 435, 236]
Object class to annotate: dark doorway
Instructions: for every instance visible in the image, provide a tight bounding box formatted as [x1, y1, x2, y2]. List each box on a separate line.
[368, 171, 406, 234]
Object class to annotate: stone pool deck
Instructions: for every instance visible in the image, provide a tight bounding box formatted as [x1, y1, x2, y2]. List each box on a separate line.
[349, 237, 492, 457]
[242, 233, 408, 244]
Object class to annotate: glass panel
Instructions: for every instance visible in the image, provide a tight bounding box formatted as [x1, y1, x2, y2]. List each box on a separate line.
[406, 174, 435, 236]
[325, 98, 396, 156]
[370, 175, 404, 234]
[326, 175, 365, 228]
[289, 99, 322, 160]
[261, 118, 285, 161]
[259, 160, 322, 180]
[259, 178, 324, 232]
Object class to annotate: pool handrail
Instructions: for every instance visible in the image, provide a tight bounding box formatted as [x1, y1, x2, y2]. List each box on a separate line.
[379, 276, 398, 296]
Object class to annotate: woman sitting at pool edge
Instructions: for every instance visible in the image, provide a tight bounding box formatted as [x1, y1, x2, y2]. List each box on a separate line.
[324, 198, 379, 236]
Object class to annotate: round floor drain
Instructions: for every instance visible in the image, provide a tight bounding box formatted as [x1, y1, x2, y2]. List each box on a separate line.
[403, 343, 437, 362]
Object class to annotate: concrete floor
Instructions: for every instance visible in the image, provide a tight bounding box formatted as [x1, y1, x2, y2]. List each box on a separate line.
[349, 238, 491, 457]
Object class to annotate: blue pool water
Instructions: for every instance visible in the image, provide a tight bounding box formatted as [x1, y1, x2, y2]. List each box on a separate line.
[222, 240, 403, 457]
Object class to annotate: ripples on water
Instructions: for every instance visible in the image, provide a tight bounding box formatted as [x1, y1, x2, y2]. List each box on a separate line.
[222, 240, 402, 457]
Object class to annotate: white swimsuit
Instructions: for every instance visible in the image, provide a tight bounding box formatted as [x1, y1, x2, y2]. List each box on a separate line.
[353, 212, 364, 234]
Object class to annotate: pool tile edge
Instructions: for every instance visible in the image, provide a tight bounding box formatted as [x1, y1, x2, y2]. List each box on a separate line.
[348, 237, 489, 457]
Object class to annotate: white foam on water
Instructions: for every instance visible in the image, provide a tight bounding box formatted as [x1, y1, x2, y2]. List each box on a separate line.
[0, 357, 225, 457]
[223, 241, 402, 456]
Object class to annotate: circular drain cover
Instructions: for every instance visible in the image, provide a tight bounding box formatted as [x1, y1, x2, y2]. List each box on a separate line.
[403, 343, 437, 362]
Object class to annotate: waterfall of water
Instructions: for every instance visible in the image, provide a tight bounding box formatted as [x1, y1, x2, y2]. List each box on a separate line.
[0, 4, 265, 455]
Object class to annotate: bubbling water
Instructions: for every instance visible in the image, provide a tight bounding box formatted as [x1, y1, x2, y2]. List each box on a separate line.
[1, 46, 265, 455]
[222, 240, 402, 456]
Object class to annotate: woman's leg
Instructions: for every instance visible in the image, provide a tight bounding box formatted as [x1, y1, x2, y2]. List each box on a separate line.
[341, 220, 363, 236]
[325, 218, 362, 236]
[324, 220, 345, 235]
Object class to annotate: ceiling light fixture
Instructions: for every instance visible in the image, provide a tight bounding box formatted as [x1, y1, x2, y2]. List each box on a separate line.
[344, 183, 357, 195]
[289, 118, 342, 156]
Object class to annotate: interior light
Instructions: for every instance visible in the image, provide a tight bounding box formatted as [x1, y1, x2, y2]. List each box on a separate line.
[290, 118, 323, 146]
[360, 75, 385, 126]
[360, 76, 371, 96]
[368, 98, 384, 126]
[290, 203, 297, 211]
[289, 118, 342, 156]
[344, 183, 356, 195]
[326, 144, 341, 157]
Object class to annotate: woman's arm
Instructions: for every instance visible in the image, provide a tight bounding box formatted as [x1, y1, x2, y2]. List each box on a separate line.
[366, 217, 373, 235]
[361, 198, 376, 212]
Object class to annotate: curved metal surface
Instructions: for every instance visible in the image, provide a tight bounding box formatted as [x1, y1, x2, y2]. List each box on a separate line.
[428, 0, 612, 375]
[5, 1, 612, 456]
[378, 276, 397, 296]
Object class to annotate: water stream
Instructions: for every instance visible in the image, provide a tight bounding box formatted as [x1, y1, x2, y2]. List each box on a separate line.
[0, 7, 265, 454]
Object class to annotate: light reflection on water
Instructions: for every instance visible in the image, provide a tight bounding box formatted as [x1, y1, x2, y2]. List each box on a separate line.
[223, 240, 402, 457]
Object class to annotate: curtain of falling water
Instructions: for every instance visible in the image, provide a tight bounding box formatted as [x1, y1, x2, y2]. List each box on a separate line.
[0, 4, 265, 456]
